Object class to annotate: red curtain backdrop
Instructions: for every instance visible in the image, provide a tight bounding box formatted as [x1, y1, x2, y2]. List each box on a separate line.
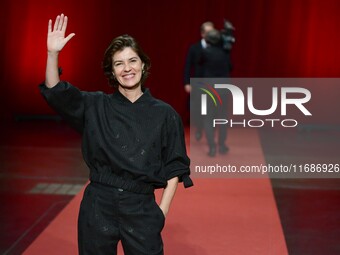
[1, 0, 340, 121]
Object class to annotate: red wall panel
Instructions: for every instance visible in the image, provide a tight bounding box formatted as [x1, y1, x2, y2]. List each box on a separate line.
[1, 0, 340, 122]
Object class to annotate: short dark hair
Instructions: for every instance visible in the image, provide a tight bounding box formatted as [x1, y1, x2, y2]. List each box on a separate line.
[205, 29, 222, 46]
[103, 35, 151, 88]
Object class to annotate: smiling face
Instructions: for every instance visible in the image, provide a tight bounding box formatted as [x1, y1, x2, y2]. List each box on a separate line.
[112, 47, 145, 89]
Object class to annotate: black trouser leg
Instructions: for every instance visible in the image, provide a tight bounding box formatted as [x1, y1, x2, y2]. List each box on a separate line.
[217, 97, 228, 147]
[120, 193, 165, 255]
[204, 115, 216, 147]
[78, 183, 119, 255]
[218, 125, 227, 146]
[78, 182, 164, 255]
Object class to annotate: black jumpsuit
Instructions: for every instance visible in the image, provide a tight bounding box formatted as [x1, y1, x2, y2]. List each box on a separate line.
[40, 81, 193, 255]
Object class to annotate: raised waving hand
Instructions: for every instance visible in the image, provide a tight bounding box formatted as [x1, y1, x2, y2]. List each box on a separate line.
[47, 14, 75, 53]
[45, 14, 75, 88]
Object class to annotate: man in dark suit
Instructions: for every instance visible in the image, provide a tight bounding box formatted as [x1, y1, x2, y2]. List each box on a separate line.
[185, 24, 233, 157]
[184, 21, 215, 92]
[184, 21, 215, 142]
[201, 29, 232, 156]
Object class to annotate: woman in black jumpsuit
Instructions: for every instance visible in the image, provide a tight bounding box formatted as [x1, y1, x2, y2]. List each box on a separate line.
[41, 14, 193, 255]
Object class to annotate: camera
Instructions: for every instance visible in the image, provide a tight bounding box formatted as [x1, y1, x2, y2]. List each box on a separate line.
[221, 19, 235, 51]
[205, 19, 235, 51]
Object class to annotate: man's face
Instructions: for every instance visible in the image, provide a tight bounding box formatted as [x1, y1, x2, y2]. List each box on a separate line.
[201, 25, 214, 39]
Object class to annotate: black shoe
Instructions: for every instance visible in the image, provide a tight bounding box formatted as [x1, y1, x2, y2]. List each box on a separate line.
[219, 144, 229, 154]
[208, 146, 216, 157]
[195, 130, 202, 141]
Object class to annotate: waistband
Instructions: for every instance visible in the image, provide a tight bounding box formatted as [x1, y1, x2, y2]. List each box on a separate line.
[89, 172, 154, 194]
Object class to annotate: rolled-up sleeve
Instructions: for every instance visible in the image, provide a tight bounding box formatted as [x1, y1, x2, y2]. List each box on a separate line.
[163, 110, 193, 188]
[39, 81, 85, 133]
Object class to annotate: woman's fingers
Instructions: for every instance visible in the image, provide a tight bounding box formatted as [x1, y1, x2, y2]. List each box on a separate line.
[48, 19, 52, 33]
[53, 15, 60, 31]
[57, 14, 64, 31]
[61, 15, 68, 33]
[51, 14, 67, 33]
[65, 33, 76, 43]
[47, 13, 74, 50]
[49, 13, 71, 35]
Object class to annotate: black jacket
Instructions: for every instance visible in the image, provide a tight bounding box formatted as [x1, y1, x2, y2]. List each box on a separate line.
[40, 82, 193, 191]
[184, 41, 205, 84]
[201, 45, 232, 77]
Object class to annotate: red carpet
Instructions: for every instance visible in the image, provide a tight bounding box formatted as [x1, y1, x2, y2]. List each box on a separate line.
[24, 128, 288, 254]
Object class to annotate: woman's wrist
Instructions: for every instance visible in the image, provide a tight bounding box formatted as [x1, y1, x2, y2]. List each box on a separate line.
[159, 204, 169, 217]
[47, 50, 60, 57]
